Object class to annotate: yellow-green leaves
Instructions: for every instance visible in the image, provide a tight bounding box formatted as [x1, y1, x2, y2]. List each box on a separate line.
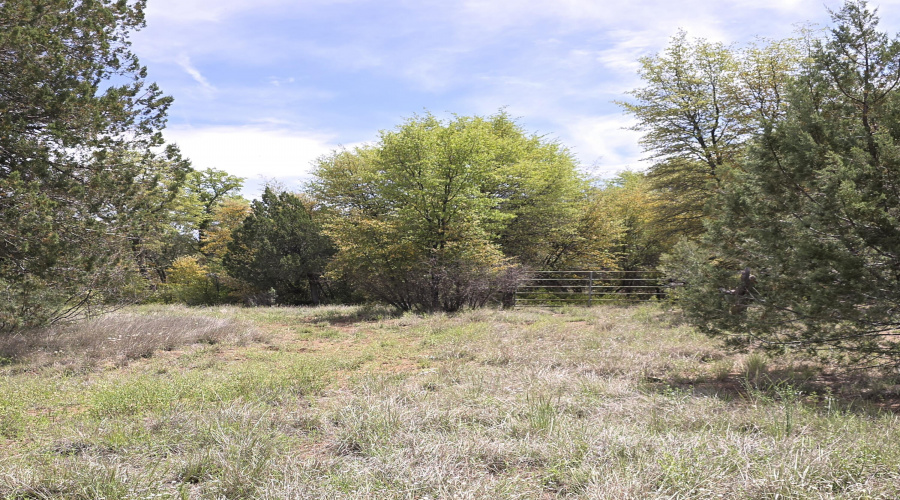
[311, 111, 585, 311]
[620, 31, 805, 239]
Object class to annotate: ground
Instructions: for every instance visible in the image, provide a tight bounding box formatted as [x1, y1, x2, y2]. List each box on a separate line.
[1, 303, 899, 498]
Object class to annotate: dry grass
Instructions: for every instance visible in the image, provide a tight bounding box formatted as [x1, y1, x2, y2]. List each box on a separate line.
[1, 304, 899, 498]
[0, 308, 255, 371]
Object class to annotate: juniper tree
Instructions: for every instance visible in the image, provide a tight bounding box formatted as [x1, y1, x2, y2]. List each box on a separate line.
[669, 1, 900, 366]
[0, 0, 189, 331]
[223, 188, 334, 305]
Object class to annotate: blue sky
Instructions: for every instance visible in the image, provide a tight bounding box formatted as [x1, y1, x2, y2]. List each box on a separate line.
[130, 0, 900, 198]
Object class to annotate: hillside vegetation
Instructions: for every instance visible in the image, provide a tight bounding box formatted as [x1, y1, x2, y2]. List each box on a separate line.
[1, 304, 899, 499]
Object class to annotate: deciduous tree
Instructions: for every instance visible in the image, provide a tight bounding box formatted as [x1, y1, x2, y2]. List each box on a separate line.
[620, 32, 802, 237]
[312, 112, 584, 311]
[593, 172, 673, 272]
[184, 168, 244, 257]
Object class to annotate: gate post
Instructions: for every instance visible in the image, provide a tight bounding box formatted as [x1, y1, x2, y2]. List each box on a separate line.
[588, 271, 593, 307]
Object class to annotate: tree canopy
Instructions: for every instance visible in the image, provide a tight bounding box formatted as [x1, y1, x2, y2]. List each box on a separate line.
[0, 0, 189, 331]
[224, 188, 334, 306]
[666, 0, 900, 366]
[311, 112, 591, 311]
[620, 31, 803, 237]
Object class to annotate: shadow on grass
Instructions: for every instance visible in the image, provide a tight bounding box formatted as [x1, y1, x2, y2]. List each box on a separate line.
[303, 304, 402, 326]
[643, 364, 900, 416]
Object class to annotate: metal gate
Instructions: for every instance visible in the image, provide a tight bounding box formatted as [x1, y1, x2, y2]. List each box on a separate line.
[514, 270, 666, 307]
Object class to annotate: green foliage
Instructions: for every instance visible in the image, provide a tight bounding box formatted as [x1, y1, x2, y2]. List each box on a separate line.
[143, 169, 249, 305]
[163, 255, 231, 305]
[0, 0, 189, 330]
[592, 171, 675, 271]
[132, 167, 246, 289]
[670, 1, 900, 366]
[224, 187, 335, 305]
[620, 31, 803, 237]
[113, 152, 198, 287]
[312, 112, 585, 311]
[620, 31, 746, 176]
[202, 197, 251, 263]
[184, 168, 245, 257]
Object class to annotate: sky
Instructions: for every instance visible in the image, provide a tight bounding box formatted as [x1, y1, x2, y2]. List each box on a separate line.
[130, 0, 900, 198]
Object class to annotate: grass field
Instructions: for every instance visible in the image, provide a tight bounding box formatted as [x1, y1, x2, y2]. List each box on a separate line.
[1, 303, 899, 499]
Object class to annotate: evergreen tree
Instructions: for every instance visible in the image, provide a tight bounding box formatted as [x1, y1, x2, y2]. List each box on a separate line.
[0, 0, 188, 331]
[223, 188, 334, 305]
[670, 1, 900, 366]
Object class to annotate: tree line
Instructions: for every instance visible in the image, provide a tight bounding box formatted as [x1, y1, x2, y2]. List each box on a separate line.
[0, 0, 672, 330]
[2, 0, 899, 366]
[92, 113, 673, 315]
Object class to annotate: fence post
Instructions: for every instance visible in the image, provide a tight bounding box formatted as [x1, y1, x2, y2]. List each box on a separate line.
[588, 271, 593, 307]
[513, 275, 521, 308]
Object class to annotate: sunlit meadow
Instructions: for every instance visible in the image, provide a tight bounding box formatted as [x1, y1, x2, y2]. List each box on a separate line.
[1, 304, 898, 498]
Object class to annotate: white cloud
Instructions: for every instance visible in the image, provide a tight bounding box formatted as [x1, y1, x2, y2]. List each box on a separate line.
[595, 30, 662, 73]
[458, 0, 717, 35]
[563, 115, 650, 177]
[134, 0, 885, 192]
[164, 125, 342, 193]
[175, 54, 215, 92]
[454, 0, 835, 46]
[268, 77, 296, 87]
[289, 41, 385, 72]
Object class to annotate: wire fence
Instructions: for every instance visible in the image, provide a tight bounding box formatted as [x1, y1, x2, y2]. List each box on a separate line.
[514, 270, 668, 307]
